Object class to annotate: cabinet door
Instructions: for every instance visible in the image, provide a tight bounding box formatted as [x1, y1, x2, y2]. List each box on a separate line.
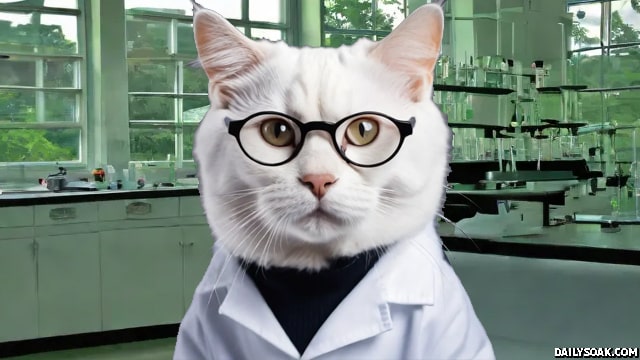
[181, 225, 215, 312]
[100, 227, 183, 330]
[0, 238, 37, 342]
[36, 233, 101, 337]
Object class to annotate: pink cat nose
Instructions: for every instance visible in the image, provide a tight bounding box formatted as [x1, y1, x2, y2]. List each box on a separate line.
[299, 174, 337, 199]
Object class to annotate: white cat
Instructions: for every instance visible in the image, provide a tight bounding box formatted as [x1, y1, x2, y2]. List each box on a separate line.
[175, 2, 495, 359]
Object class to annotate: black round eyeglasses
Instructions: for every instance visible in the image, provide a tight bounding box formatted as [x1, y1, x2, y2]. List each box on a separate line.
[224, 111, 415, 167]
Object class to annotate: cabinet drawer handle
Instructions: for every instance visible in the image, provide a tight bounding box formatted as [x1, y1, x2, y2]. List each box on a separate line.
[126, 201, 152, 216]
[49, 207, 77, 220]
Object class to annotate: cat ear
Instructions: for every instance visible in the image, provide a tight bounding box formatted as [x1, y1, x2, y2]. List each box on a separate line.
[193, 6, 263, 88]
[370, 4, 444, 101]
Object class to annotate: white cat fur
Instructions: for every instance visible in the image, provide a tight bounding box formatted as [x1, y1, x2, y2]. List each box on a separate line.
[193, 4, 449, 270]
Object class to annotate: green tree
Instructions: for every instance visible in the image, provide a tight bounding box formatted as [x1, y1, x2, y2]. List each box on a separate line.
[610, 10, 639, 45]
[323, 0, 404, 47]
[0, 129, 73, 162]
[571, 24, 599, 48]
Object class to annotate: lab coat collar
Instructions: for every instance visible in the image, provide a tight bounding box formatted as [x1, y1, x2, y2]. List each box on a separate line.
[208, 254, 300, 358]
[210, 225, 439, 359]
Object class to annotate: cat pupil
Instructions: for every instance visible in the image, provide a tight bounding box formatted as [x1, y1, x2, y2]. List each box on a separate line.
[275, 123, 286, 138]
[359, 121, 372, 137]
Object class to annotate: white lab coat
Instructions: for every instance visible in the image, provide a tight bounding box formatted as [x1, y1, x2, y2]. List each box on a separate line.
[174, 225, 495, 360]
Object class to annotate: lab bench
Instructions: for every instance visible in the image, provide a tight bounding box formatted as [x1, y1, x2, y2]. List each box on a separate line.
[0, 188, 212, 344]
[2, 189, 640, 359]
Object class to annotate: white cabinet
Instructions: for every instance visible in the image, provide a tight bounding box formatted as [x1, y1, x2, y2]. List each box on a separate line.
[36, 233, 101, 337]
[0, 194, 212, 341]
[100, 227, 184, 330]
[181, 225, 214, 311]
[0, 238, 38, 342]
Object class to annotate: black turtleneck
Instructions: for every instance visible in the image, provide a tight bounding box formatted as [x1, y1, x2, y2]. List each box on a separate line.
[243, 248, 384, 355]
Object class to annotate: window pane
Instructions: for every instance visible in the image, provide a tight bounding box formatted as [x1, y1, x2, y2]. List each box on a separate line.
[569, 49, 602, 88]
[183, 98, 209, 123]
[125, 0, 242, 19]
[606, 90, 640, 125]
[177, 22, 197, 56]
[0, 0, 78, 9]
[0, 12, 79, 55]
[44, 59, 78, 88]
[376, 0, 404, 31]
[43, 0, 78, 9]
[604, 52, 640, 88]
[251, 28, 283, 41]
[126, 17, 170, 57]
[128, 61, 175, 92]
[183, 126, 197, 161]
[183, 63, 208, 94]
[324, 0, 373, 31]
[0, 89, 35, 123]
[45, 92, 77, 122]
[0, 59, 36, 87]
[0, 58, 77, 88]
[249, 0, 284, 23]
[569, 3, 601, 50]
[577, 92, 604, 124]
[0, 128, 79, 162]
[130, 127, 176, 161]
[129, 95, 175, 121]
[610, 1, 640, 45]
[0, 90, 78, 123]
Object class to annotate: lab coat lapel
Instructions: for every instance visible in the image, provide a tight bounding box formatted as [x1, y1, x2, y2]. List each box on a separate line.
[301, 229, 438, 359]
[217, 263, 300, 359]
[301, 270, 392, 360]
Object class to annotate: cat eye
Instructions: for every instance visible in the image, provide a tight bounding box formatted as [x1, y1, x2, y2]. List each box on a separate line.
[261, 118, 295, 147]
[224, 111, 415, 167]
[346, 118, 379, 146]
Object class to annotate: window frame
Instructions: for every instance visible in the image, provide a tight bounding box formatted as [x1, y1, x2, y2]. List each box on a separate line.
[568, 0, 640, 82]
[0, 1, 88, 169]
[125, 0, 291, 166]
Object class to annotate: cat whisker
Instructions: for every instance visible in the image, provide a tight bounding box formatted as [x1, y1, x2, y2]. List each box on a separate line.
[436, 213, 480, 251]
[442, 185, 482, 210]
[208, 209, 265, 304]
[259, 213, 288, 268]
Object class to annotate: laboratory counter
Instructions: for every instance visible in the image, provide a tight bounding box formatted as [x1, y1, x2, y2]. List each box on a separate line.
[1, 187, 638, 266]
[0, 187, 200, 207]
[439, 222, 640, 266]
[1, 188, 639, 358]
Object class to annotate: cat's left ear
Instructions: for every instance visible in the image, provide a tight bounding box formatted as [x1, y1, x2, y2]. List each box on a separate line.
[370, 4, 444, 101]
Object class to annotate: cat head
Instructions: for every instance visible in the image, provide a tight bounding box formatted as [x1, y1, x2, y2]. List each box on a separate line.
[192, 2, 448, 270]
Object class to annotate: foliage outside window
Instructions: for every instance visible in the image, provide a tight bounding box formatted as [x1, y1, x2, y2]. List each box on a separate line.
[125, 0, 289, 163]
[568, 0, 640, 162]
[0, 0, 83, 163]
[322, 0, 406, 47]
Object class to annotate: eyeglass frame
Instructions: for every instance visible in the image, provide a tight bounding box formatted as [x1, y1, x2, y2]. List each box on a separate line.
[224, 111, 416, 167]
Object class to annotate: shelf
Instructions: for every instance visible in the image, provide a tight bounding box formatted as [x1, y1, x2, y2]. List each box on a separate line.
[579, 85, 640, 93]
[447, 123, 505, 138]
[448, 122, 589, 137]
[434, 84, 514, 95]
[537, 85, 588, 94]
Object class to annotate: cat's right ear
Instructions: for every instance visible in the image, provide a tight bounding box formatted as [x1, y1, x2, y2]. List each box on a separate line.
[192, 5, 263, 87]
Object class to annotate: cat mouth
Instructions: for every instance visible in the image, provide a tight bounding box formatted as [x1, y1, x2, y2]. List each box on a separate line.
[301, 208, 345, 225]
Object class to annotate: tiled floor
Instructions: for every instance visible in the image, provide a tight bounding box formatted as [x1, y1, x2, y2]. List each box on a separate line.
[5, 338, 175, 360]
